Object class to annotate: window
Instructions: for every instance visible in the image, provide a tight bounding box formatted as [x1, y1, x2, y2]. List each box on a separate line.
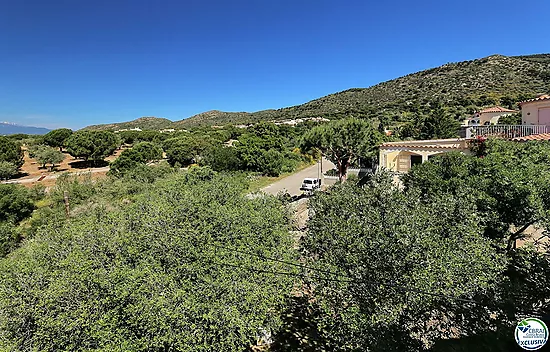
[410, 155, 423, 167]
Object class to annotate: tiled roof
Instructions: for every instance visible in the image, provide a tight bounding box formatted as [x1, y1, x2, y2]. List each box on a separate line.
[379, 138, 468, 149]
[512, 133, 550, 142]
[519, 95, 550, 106]
[478, 106, 517, 113]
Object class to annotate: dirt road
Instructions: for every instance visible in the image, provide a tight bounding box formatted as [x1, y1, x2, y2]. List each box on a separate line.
[261, 158, 336, 196]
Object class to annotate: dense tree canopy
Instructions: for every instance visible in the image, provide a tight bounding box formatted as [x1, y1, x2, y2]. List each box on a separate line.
[109, 142, 163, 176]
[43, 128, 73, 151]
[300, 174, 506, 350]
[65, 131, 120, 163]
[0, 172, 298, 351]
[0, 136, 24, 169]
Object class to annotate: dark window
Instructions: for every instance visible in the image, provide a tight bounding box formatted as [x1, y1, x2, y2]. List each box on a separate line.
[410, 155, 423, 167]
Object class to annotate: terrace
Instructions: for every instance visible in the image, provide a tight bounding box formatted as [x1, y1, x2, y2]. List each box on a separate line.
[464, 124, 549, 139]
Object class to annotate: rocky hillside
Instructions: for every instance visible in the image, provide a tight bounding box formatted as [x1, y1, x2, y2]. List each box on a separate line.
[83, 54, 550, 130]
[83, 117, 172, 131]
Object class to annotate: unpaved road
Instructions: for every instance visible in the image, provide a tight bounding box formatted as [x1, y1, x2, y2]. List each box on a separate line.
[1, 166, 110, 185]
[261, 158, 335, 196]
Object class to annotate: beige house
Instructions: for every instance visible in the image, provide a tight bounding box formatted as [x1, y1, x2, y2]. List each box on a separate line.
[379, 139, 470, 173]
[466, 106, 517, 126]
[520, 94, 550, 126]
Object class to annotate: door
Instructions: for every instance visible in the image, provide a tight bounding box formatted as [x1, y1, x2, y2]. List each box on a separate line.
[538, 108, 550, 126]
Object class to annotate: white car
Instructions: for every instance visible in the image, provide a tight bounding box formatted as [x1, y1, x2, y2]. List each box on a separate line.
[300, 178, 321, 192]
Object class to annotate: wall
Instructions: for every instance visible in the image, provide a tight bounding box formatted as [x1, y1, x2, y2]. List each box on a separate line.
[522, 100, 550, 125]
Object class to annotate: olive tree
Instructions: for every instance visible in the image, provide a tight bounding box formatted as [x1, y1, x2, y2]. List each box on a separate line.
[28, 145, 65, 171]
[0, 172, 298, 351]
[299, 174, 507, 350]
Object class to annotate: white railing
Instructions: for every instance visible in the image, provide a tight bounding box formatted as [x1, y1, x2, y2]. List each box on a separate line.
[466, 125, 548, 139]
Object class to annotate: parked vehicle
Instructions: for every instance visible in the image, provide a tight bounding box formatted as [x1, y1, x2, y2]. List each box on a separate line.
[300, 178, 321, 193]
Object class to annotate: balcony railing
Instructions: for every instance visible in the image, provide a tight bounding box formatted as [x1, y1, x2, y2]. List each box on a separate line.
[465, 125, 548, 139]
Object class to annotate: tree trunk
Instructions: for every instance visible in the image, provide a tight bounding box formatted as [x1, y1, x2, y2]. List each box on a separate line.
[338, 158, 349, 183]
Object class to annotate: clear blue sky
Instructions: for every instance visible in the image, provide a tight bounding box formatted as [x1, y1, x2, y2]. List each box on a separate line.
[1, 0, 549, 129]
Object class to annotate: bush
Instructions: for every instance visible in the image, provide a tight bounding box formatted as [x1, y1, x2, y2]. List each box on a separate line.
[203, 145, 242, 171]
[0, 184, 34, 223]
[0, 173, 298, 351]
[0, 221, 20, 257]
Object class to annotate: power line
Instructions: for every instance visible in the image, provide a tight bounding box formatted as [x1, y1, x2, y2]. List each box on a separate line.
[209, 242, 548, 317]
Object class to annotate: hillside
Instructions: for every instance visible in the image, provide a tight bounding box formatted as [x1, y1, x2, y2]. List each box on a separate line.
[0, 122, 50, 135]
[175, 54, 550, 127]
[83, 54, 550, 130]
[82, 117, 172, 131]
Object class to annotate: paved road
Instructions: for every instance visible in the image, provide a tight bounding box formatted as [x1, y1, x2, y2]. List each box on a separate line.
[261, 158, 336, 196]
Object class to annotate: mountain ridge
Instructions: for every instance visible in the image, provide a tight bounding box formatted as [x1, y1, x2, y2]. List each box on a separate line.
[0, 122, 51, 135]
[82, 53, 550, 130]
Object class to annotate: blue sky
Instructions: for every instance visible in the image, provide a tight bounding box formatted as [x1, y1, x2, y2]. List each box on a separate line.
[1, 0, 549, 129]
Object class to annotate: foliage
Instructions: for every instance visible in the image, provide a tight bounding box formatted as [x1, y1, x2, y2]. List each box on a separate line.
[28, 145, 65, 170]
[0, 184, 34, 223]
[0, 173, 298, 351]
[43, 128, 73, 151]
[397, 105, 460, 140]
[403, 140, 550, 251]
[164, 136, 216, 166]
[131, 142, 163, 162]
[301, 118, 382, 181]
[65, 131, 120, 163]
[109, 143, 165, 177]
[203, 145, 242, 171]
[0, 136, 24, 169]
[301, 174, 506, 350]
[0, 222, 20, 258]
[497, 112, 522, 125]
[0, 161, 18, 180]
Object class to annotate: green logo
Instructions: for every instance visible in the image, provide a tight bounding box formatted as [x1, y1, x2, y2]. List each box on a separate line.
[515, 318, 548, 350]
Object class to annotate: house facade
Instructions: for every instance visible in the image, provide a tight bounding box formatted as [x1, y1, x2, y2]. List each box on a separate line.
[378, 139, 470, 173]
[465, 106, 517, 126]
[520, 94, 550, 126]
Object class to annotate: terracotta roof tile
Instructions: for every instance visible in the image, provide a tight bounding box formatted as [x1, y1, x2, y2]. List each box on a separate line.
[519, 95, 550, 106]
[512, 133, 550, 141]
[478, 106, 517, 113]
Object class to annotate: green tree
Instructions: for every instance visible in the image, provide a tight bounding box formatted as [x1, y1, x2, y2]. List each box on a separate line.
[0, 184, 34, 223]
[301, 118, 382, 181]
[65, 131, 120, 164]
[0, 173, 297, 351]
[43, 128, 73, 151]
[300, 174, 506, 350]
[164, 136, 214, 166]
[0, 136, 24, 169]
[403, 140, 550, 251]
[203, 145, 242, 171]
[497, 112, 522, 125]
[131, 141, 163, 162]
[28, 145, 65, 171]
[0, 162, 17, 180]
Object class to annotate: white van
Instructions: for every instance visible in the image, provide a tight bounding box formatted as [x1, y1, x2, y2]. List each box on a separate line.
[300, 178, 321, 192]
